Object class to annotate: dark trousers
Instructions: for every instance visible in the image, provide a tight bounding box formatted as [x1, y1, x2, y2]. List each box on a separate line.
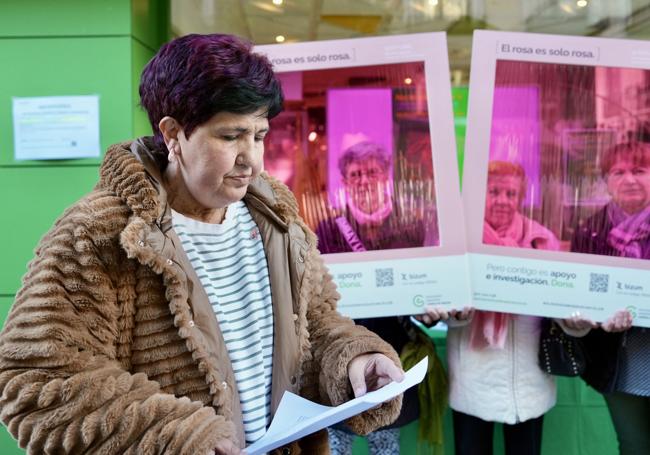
[604, 391, 650, 455]
[452, 410, 544, 455]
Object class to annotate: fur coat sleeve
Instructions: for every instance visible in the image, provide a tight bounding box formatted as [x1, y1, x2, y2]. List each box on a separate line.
[305, 252, 403, 435]
[0, 199, 230, 455]
[265, 176, 404, 437]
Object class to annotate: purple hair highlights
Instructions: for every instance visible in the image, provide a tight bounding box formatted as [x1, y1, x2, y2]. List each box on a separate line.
[139, 34, 283, 169]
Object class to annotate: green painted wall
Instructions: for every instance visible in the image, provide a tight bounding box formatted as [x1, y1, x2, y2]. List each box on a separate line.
[0, 0, 165, 294]
[452, 86, 468, 187]
[0, 1, 166, 452]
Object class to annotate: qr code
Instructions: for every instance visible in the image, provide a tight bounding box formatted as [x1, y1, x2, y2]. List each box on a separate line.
[375, 268, 394, 287]
[589, 273, 609, 293]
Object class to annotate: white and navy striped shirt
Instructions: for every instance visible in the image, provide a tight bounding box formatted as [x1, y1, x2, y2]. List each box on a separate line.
[172, 201, 274, 444]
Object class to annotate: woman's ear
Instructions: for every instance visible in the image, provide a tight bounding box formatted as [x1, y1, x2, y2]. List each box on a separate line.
[159, 116, 181, 162]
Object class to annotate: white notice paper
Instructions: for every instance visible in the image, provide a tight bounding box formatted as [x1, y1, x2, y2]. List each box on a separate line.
[246, 357, 428, 455]
[12, 95, 100, 161]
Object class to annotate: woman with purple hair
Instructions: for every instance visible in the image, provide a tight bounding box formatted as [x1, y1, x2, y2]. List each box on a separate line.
[0, 34, 406, 455]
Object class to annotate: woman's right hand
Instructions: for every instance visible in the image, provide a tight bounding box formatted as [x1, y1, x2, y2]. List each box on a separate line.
[415, 305, 475, 326]
[561, 311, 598, 332]
[600, 309, 633, 333]
[213, 439, 245, 455]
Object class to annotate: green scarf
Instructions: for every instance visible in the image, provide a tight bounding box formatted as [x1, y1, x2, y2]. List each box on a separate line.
[400, 331, 448, 455]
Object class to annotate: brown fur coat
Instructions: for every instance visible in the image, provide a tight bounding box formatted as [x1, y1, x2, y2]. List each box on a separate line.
[0, 139, 402, 455]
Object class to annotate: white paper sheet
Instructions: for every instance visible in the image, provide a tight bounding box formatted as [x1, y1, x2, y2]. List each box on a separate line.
[246, 357, 428, 455]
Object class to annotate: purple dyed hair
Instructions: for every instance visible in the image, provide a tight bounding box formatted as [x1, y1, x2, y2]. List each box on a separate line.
[139, 34, 283, 169]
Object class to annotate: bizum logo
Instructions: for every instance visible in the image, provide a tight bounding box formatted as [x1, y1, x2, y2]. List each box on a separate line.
[626, 305, 638, 319]
[412, 295, 425, 307]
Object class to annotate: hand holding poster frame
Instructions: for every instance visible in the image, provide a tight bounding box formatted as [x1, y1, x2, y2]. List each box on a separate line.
[463, 30, 650, 327]
[256, 33, 470, 319]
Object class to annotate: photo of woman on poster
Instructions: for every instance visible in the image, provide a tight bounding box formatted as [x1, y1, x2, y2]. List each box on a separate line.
[483, 160, 560, 250]
[263, 61, 440, 255]
[572, 141, 650, 258]
[316, 140, 434, 253]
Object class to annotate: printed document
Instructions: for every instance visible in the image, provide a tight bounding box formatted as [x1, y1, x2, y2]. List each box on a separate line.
[246, 357, 428, 455]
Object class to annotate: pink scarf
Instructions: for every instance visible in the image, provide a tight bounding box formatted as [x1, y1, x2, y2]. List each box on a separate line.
[472, 213, 560, 349]
[482, 212, 560, 251]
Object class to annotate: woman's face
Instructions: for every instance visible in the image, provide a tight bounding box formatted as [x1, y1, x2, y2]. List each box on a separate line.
[343, 158, 389, 215]
[176, 109, 269, 210]
[485, 175, 523, 231]
[607, 159, 650, 214]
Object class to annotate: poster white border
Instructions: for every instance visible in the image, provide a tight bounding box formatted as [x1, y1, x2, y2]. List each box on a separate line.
[464, 31, 650, 324]
[257, 33, 471, 317]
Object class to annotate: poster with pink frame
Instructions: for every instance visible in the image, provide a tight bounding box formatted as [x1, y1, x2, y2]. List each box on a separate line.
[464, 30, 650, 327]
[256, 33, 469, 318]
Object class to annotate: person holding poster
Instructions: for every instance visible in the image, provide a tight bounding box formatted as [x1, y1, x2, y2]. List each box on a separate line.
[317, 141, 426, 453]
[0, 34, 407, 455]
[570, 141, 650, 454]
[422, 161, 561, 455]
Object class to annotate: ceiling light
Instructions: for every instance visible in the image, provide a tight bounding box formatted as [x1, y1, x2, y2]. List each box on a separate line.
[404, 77, 413, 85]
[275, 35, 285, 43]
[308, 132, 317, 142]
[576, 0, 587, 7]
[272, 0, 283, 5]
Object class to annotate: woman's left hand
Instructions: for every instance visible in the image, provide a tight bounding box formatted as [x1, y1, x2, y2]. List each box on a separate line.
[601, 309, 634, 333]
[347, 353, 404, 398]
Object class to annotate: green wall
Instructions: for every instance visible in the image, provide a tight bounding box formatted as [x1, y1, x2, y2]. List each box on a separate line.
[0, 1, 167, 452]
[452, 86, 468, 186]
[0, 0, 166, 295]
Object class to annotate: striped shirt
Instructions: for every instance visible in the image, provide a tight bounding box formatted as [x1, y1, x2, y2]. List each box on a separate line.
[172, 201, 274, 443]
